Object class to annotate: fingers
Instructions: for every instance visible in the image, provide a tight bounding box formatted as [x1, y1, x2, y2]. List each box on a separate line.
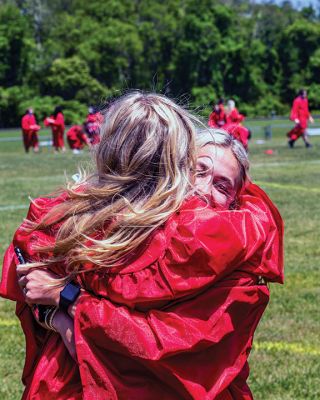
[17, 271, 39, 302]
[17, 273, 30, 301]
[18, 275, 28, 289]
[16, 265, 29, 277]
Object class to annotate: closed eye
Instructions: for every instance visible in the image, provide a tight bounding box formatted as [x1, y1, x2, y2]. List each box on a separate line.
[213, 183, 229, 194]
[195, 170, 209, 177]
[212, 176, 234, 194]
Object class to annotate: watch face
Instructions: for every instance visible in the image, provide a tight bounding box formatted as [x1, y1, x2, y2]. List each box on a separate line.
[60, 282, 81, 310]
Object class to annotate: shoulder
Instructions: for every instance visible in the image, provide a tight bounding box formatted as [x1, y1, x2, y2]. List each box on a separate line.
[292, 97, 299, 105]
[239, 182, 283, 251]
[88, 196, 212, 277]
[170, 196, 217, 229]
[11, 193, 68, 262]
[240, 182, 281, 215]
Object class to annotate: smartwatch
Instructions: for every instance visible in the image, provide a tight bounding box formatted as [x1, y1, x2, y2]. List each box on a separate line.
[59, 282, 81, 312]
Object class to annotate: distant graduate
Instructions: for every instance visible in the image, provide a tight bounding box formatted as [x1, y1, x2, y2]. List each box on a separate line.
[84, 107, 103, 144]
[225, 99, 245, 124]
[287, 89, 314, 148]
[21, 108, 41, 153]
[44, 106, 66, 152]
[224, 99, 251, 151]
[66, 125, 91, 154]
[208, 98, 226, 128]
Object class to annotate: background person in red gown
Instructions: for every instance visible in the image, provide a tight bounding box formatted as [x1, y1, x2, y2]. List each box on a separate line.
[66, 125, 91, 154]
[224, 100, 251, 150]
[44, 106, 66, 152]
[225, 99, 245, 124]
[21, 108, 41, 153]
[84, 106, 102, 144]
[208, 98, 226, 128]
[223, 123, 251, 151]
[287, 89, 314, 148]
[1, 94, 283, 400]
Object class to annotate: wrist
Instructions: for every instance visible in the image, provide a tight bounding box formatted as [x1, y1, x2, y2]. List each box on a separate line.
[67, 290, 84, 318]
[52, 309, 66, 332]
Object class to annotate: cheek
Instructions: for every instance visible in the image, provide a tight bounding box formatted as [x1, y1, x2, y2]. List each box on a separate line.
[194, 176, 212, 194]
[210, 187, 229, 207]
[210, 187, 237, 208]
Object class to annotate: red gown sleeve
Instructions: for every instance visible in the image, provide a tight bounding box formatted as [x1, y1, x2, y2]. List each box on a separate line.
[44, 117, 51, 127]
[0, 195, 67, 302]
[80, 131, 90, 145]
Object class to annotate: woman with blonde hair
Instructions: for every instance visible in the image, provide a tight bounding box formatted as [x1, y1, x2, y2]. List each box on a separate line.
[1, 93, 283, 399]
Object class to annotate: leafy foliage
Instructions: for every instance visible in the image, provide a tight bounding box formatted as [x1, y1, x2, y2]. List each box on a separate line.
[0, 0, 320, 127]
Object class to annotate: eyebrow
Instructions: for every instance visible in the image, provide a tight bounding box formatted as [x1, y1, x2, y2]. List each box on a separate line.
[196, 159, 213, 169]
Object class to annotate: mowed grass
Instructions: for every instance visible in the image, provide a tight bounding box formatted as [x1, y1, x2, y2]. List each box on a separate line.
[0, 120, 320, 399]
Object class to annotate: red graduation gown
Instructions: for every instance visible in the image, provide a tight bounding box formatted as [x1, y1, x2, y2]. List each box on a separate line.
[290, 96, 310, 129]
[21, 114, 40, 151]
[224, 123, 250, 150]
[44, 113, 65, 149]
[66, 125, 90, 150]
[85, 112, 102, 144]
[224, 108, 249, 149]
[208, 105, 226, 128]
[226, 108, 244, 125]
[0, 184, 283, 400]
[287, 96, 311, 140]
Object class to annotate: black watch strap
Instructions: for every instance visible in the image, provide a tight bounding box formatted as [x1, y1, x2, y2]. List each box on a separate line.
[59, 282, 81, 312]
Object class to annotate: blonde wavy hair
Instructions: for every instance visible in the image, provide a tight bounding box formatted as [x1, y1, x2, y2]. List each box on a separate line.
[25, 91, 199, 275]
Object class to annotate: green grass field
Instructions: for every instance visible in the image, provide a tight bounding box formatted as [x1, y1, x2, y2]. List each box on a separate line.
[0, 121, 319, 399]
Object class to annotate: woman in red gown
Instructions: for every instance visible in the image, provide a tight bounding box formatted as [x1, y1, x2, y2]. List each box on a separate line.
[287, 89, 314, 148]
[225, 100, 244, 125]
[44, 106, 66, 152]
[66, 125, 91, 154]
[21, 108, 41, 153]
[0, 93, 283, 399]
[208, 99, 226, 128]
[85, 107, 102, 145]
[224, 100, 251, 150]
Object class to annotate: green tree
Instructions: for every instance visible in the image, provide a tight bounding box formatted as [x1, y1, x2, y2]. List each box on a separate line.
[1, 0, 320, 126]
[45, 56, 108, 103]
[0, 4, 35, 86]
[279, 20, 320, 101]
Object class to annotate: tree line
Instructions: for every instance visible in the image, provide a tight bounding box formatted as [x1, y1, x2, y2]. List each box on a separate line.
[0, 0, 320, 127]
